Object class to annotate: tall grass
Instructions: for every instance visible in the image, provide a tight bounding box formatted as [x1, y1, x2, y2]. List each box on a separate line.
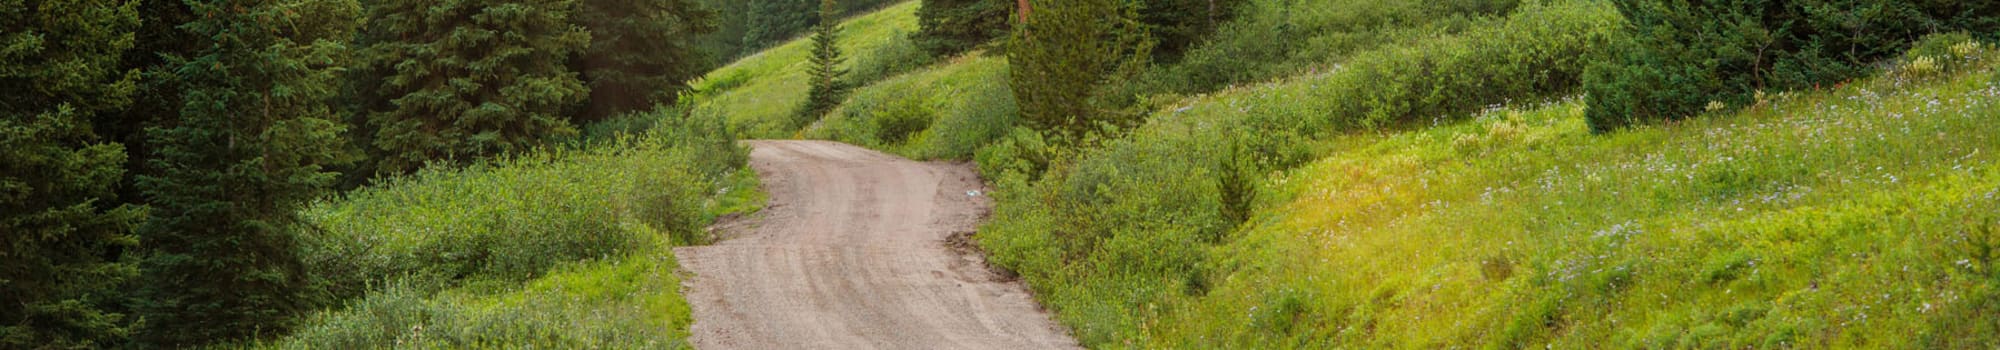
[977, 24, 2000, 346]
[242, 109, 754, 348]
[1143, 40, 2000, 348]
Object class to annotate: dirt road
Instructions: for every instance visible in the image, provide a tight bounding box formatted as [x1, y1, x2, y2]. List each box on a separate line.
[673, 140, 1078, 350]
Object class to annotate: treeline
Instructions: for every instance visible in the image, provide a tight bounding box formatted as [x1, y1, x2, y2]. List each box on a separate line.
[1, 0, 732, 347]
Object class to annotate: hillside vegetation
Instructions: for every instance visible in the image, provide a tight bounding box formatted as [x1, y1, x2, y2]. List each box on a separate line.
[691, 0, 2000, 347]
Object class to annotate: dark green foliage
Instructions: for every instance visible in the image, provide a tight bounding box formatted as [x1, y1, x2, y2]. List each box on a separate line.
[574, 0, 717, 121]
[804, 0, 849, 123]
[133, 0, 359, 345]
[1008, 0, 1152, 138]
[694, 0, 752, 62]
[362, 0, 591, 174]
[744, 0, 819, 52]
[1584, 0, 2000, 132]
[0, 0, 144, 347]
[1129, 0, 1244, 61]
[913, 0, 1011, 56]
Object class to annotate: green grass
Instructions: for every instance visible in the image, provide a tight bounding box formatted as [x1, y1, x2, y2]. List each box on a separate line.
[240, 111, 752, 348]
[973, 2, 1622, 345]
[806, 52, 1015, 160]
[689, 1, 929, 139]
[986, 32, 2000, 348]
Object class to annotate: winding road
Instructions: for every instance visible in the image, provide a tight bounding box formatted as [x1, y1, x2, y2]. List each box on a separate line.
[673, 140, 1079, 349]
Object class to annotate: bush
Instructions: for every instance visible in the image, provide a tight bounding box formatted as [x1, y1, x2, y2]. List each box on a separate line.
[1583, 0, 2000, 132]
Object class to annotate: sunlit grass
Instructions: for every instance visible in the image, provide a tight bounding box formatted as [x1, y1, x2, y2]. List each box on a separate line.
[689, 1, 925, 138]
[1139, 43, 2000, 348]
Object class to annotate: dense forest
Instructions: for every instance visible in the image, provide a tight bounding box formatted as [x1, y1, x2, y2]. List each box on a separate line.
[0, 0, 892, 347]
[9, 0, 2000, 347]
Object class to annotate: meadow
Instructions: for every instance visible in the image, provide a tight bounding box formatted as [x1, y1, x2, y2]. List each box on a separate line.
[685, 0, 2000, 347]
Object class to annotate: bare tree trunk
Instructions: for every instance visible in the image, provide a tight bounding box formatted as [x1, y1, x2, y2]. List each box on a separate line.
[1018, 0, 1030, 22]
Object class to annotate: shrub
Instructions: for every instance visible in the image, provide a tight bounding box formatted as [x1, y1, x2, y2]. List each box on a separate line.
[1583, 0, 2000, 132]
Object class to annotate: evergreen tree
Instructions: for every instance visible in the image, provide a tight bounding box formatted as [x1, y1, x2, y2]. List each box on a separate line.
[803, 0, 849, 123]
[363, 0, 590, 174]
[1008, 0, 1151, 138]
[575, 0, 718, 121]
[0, 1, 144, 347]
[134, 0, 358, 345]
[743, 0, 818, 52]
[913, 0, 1011, 56]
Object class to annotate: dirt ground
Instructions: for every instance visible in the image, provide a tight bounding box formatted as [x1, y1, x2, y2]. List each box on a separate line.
[673, 140, 1079, 349]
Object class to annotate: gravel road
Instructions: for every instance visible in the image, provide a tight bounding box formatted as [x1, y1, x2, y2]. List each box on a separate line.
[673, 140, 1079, 350]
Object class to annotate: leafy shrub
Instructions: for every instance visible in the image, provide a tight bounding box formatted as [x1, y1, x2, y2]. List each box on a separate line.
[1583, 0, 2000, 132]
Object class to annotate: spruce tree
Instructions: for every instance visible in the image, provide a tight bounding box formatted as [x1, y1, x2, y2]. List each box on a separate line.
[803, 0, 849, 124]
[363, 0, 590, 174]
[0, 1, 145, 347]
[134, 0, 358, 345]
[575, 0, 718, 121]
[1008, 0, 1150, 138]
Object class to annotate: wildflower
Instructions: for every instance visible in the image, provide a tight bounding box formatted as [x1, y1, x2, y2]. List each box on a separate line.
[1705, 100, 1727, 112]
[1952, 40, 1981, 57]
[1908, 56, 1940, 76]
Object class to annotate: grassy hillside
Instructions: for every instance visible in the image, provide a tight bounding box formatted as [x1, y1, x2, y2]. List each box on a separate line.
[691, 0, 2000, 347]
[689, 1, 930, 138]
[1137, 51, 2000, 347]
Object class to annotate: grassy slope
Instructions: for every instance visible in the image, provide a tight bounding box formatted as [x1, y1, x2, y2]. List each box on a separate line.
[691, 0, 2000, 347]
[807, 53, 1014, 160]
[689, 1, 925, 139]
[1173, 59, 2000, 348]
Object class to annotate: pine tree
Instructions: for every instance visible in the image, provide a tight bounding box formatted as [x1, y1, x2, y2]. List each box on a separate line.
[1008, 0, 1151, 138]
[803, 0, 848, 124]
[363, 0, 590, 174]
[0, 0, 145, 347]
[575, 0, 718, 121]
[134, 0, 358, 345]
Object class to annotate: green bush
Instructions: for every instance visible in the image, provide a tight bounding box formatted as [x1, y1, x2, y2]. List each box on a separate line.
[1583, 0, 2000, 132]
